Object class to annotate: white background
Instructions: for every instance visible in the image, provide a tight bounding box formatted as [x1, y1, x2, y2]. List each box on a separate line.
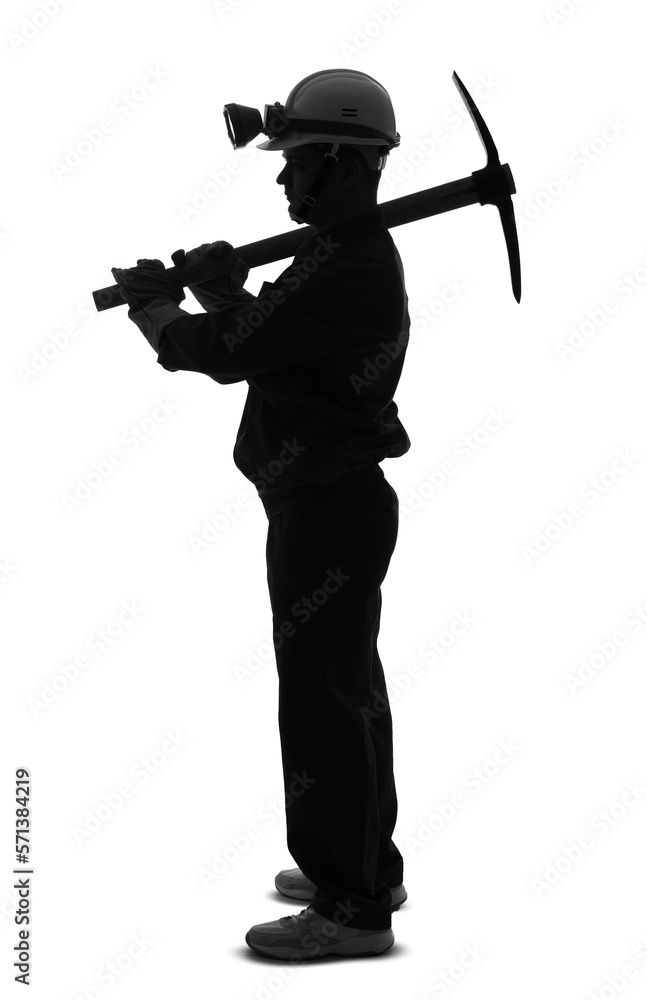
[2, 0, 647, 997]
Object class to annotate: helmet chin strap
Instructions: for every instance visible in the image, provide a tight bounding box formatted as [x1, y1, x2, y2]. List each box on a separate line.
[289, 143, 340, 224]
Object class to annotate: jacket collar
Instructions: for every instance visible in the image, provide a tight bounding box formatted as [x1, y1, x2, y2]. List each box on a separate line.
[294, 207, 386, 259]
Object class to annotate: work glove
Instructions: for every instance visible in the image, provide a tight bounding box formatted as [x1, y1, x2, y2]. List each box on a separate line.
[111, 258, 186, 357]
[171, 241, 250, 308]
[111, 258, 186, 313]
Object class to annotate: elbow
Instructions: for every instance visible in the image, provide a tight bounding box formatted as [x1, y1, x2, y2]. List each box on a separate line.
[210, 371, 245, 385]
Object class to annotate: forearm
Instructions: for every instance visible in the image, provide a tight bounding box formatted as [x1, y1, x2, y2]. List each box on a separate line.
[189, 280, 256, 312]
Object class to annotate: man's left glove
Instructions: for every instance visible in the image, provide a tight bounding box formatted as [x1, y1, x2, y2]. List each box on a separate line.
[111, 258, 186, 314]
[111, 258, 186, 357]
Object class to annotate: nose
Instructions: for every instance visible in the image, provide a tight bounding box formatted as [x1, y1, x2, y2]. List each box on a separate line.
[276, 162, 289, 185]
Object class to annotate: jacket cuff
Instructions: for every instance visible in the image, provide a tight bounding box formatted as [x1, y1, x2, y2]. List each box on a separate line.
[189, 282, 256, 312]
[129, 297, 188, 353]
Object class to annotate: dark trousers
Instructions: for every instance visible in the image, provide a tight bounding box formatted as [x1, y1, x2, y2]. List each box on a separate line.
[265, 469, 403, 930]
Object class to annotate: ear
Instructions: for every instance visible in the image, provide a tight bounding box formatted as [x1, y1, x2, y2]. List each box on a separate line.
[341, 156, 362, 189]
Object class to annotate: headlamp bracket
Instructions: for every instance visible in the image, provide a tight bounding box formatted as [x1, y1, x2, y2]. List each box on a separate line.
[263, 102, 290, 139]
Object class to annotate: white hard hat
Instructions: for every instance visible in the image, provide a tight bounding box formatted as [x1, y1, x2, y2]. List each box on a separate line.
[256, 68, 400, 171]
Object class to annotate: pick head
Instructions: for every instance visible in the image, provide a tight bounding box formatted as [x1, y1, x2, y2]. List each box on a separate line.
[453, 70, 521, 302]
[452, 70, 500, 165]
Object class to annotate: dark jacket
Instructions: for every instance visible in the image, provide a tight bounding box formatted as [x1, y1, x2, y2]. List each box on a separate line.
[131, 207, 411, 517]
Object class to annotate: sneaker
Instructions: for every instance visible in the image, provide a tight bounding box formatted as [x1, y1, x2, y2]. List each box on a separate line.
[245, 904, 394, 959]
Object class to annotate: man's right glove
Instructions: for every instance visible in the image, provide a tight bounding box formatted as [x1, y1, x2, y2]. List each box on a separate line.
[171, 241, 250, 309]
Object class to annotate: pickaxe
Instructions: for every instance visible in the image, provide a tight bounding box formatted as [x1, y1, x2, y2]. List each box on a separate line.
[92, 71, 521, 311]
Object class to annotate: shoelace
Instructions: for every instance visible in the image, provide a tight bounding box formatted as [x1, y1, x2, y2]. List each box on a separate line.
[284, 906, 316, 926]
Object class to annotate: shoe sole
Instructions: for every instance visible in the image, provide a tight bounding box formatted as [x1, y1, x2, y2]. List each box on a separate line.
[275, 868, 408, 911]
[245, 927, 395, 959]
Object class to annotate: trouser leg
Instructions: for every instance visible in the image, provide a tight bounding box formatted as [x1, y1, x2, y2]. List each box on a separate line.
[265, 479, 402, 930]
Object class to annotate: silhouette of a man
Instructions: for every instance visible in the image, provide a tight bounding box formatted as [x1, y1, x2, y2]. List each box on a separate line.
[112, 68, 410, 959]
